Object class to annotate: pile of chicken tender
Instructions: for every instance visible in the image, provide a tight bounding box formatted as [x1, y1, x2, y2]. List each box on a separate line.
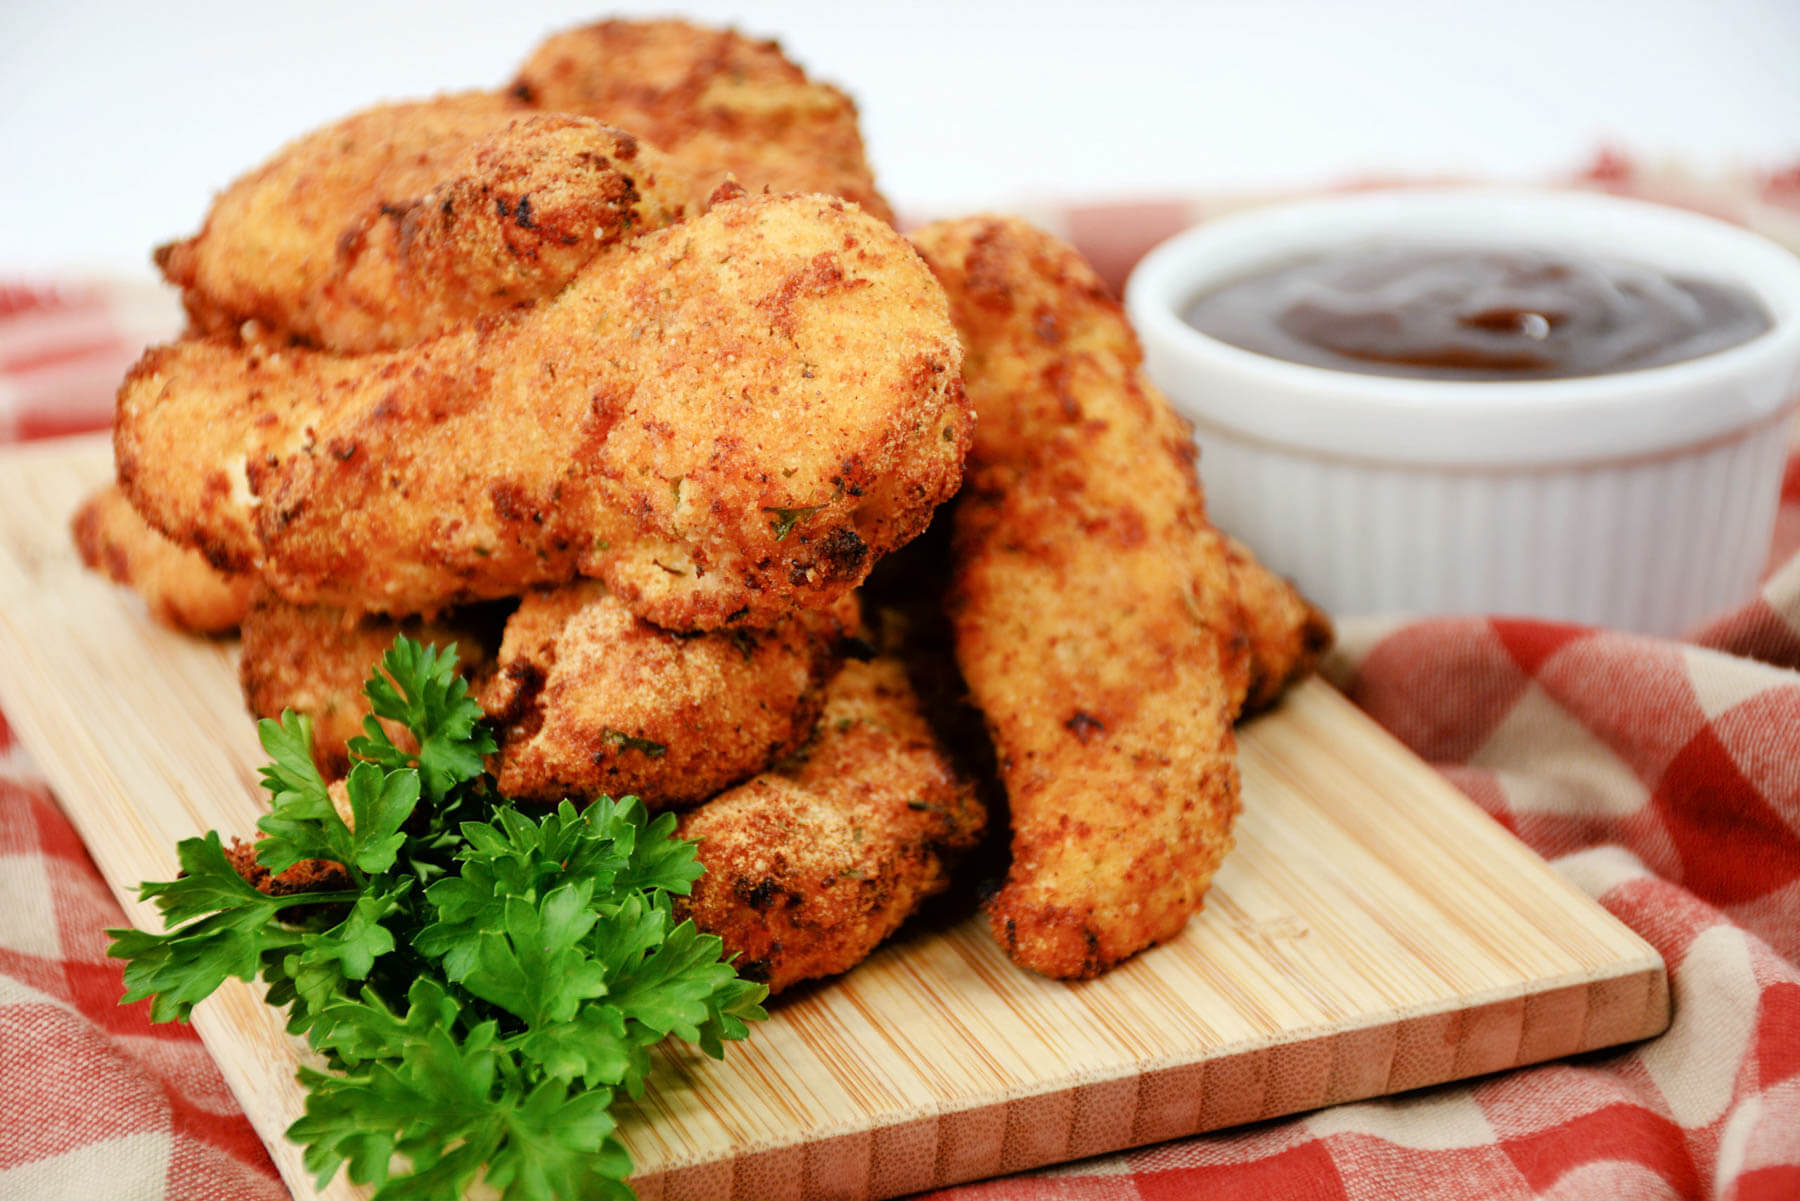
[74, 18, 1331, 993]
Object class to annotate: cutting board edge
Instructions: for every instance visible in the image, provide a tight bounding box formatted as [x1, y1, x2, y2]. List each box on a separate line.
[621, 950, 1668, 1199]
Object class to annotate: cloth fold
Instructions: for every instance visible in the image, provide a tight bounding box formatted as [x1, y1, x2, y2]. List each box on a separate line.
[4, 237, 1798, 1199]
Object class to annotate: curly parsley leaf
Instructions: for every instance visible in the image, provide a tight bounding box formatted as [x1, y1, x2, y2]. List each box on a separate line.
[458, 885, 610, 1025]
[416, 800, 636, 977]
[612, 805, 706, 898]
[255, 712, 357, 877]
[610, 917, 760, 1043]
[109, 634, 768, 1200]
[280, 885, 409, 1026]
[292, 994, 510, 1198]
[485, 1078, 634, 1201]
[513, 1005, 636, 1090]
[348, 637, 495, 802]
[106, 831, 340, 1022]
[343, 761, 418, 875]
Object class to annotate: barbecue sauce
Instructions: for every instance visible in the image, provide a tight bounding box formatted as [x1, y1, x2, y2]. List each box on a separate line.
[1182, 245, 1772, 380]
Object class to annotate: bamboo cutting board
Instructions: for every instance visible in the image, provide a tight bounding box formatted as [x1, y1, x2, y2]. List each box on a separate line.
[0, 435, 1669, 1201]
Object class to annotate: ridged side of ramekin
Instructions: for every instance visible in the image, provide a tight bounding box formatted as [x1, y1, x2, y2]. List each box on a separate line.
[1194, 410, 1793, 634]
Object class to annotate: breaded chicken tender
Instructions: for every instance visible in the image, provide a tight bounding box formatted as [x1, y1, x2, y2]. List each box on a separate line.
[162, 109, 696, 353]
[1225, 534, 1333, 717]
[239, 593, 500, 778]
[513, 18, 893, 224]
[118, 191, 971, 628]
[482, 581, 851, 808]
[71, 484, 252, 634]
[160, 19, 892, 354]
[912, 216, 1245, 980]
[157, 92, 527, 343]
[677, 656, 983, 994]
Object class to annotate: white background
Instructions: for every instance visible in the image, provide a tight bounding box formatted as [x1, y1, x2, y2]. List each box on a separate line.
[3, 0, 1797, 278]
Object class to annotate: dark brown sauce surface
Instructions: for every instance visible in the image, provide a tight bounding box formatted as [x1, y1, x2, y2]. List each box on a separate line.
[1182, 244, 1773, 380]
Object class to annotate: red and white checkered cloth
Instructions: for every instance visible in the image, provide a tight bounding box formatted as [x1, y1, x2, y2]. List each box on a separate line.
[6, 169, 1800, 1199]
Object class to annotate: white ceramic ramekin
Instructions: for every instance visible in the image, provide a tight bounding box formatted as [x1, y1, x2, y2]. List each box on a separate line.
[1126, 188, 1800, 634]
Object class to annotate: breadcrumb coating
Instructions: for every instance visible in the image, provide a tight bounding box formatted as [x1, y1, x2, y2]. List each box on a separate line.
[913, 215, 1243, 979]
[70, 484, 252, 634]
[483, 581, 852, 808]
[158, 20, 893, 354]
[164, 109, 697, 353]
[157, 92, 529, 344]
[118, 192, 970, 627]
[513, 18, 892, 223]
[1224, 534, 1333, 718]
[677, 656, 983, 994]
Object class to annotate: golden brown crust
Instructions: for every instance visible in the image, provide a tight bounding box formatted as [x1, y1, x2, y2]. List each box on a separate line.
[224, 837, 352, 897]
[677, 656, 983, 994]
[161, 20, 893, 355]
[238, 593, 499, 778]
[1224, 534, 1334, 718]
[912, 216, 1244, 980]
[301, 114, 698, 353]
[482, 581, 851, 808]
[513, 18, 893, 224]
[163, 108, 695, 353]
[157, 91, 529, 344]
[70, 484, 253, 634]
[117, 192, 971, 627]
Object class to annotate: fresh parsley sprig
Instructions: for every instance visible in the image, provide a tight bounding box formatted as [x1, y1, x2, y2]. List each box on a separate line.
[107, 636, 766, 1200]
